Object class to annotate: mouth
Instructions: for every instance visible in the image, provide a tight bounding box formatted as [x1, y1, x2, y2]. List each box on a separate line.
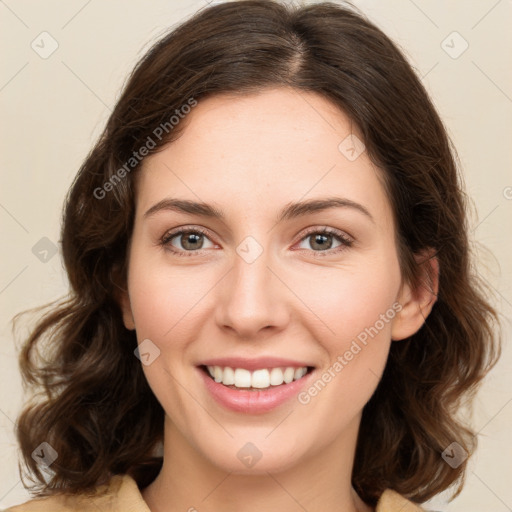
[196, 362, 316, 414]
[199, 364, 315, 391]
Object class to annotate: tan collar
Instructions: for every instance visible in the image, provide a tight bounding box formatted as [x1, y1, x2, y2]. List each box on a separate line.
[8, 473, 424, 511]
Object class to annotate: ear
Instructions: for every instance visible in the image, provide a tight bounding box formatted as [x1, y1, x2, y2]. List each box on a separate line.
[391, 249, 439, 341]
[111, 262, 136, 331]
[119, 290, 136, 331]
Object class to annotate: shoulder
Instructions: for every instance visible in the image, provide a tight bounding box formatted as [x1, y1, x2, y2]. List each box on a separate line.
[5, 479, 427, 512]
[376, 489, 424, 512]
[4, 474, 150, 512]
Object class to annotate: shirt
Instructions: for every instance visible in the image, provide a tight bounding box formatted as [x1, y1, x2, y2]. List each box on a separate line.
[4, 474, 424, 511]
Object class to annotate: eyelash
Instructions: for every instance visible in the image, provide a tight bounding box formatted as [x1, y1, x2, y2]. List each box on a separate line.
[159, 226, 354, 257]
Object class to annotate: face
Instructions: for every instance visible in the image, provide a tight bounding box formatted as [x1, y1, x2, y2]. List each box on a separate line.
[120, 87, 431, 475]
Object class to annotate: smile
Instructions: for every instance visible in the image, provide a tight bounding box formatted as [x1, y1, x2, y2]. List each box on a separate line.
[204, 365, 310, 390]
[197, 359, 316, 414]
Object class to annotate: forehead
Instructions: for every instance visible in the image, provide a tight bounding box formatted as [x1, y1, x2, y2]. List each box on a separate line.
[137, 88, 393, 229]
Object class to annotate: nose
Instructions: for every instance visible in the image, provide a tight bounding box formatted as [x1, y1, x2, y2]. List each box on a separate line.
[215, 244, 290, 341]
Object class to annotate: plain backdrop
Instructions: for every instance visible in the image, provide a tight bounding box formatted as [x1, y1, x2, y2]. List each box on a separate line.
[1, 0, 511, 510]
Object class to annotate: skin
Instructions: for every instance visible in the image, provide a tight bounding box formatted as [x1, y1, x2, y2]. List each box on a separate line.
[120, 87, 438, 512]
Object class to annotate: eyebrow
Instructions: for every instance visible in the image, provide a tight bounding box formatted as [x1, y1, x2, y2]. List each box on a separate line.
[144, 197, 374, 224]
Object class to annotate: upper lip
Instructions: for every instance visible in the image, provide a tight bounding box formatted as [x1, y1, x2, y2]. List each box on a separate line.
[198, 357, 314, 372]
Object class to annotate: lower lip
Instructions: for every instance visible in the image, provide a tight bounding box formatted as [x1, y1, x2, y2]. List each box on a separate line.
[198, 367, 314, 414]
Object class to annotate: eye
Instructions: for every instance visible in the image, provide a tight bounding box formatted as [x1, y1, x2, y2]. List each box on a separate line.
[295, 227, 353, 255]
[160, 226, 353, 257]
[160, 227, 216, 256]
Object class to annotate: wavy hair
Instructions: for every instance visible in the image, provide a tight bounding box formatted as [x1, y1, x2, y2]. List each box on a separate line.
[13, 0, 500, 506]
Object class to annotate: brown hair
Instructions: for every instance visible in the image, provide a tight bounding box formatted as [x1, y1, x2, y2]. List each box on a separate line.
[14, 0, 500, 506]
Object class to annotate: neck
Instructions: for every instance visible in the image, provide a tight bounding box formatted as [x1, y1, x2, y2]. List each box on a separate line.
[141, 416, 373, 512]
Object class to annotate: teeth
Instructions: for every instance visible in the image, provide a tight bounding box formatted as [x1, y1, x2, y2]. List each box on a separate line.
[294, 367, 307, 380]
[222, 366, 235, 385]
[234, 368, 252, 388]
[283, 367, 295, 383]
[205, 365, 309, 389]
[269, 367, 284, 385]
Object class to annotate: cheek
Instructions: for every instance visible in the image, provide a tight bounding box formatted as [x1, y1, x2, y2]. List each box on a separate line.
[127, 252, 211, 343]
[295, 256, 400, 410]
[298, 257, 401, 347]
[126, 254, 205, 417]
[270, 266, 399, 462]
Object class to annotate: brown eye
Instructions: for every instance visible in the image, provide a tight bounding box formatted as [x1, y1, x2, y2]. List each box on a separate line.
[296, 228, 353, 255]
[161, 228, 215, 255]
[177, 232, 205, 250]
[309, 233, 334, 251]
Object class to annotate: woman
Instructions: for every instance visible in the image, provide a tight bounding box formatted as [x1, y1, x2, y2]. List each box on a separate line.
[7, 1, 500, 511]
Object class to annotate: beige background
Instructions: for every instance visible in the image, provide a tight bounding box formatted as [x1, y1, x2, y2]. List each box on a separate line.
[1, 0, 511, 510]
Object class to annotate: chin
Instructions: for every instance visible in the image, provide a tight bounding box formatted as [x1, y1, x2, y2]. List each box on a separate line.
[211, 448, 301, 475]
